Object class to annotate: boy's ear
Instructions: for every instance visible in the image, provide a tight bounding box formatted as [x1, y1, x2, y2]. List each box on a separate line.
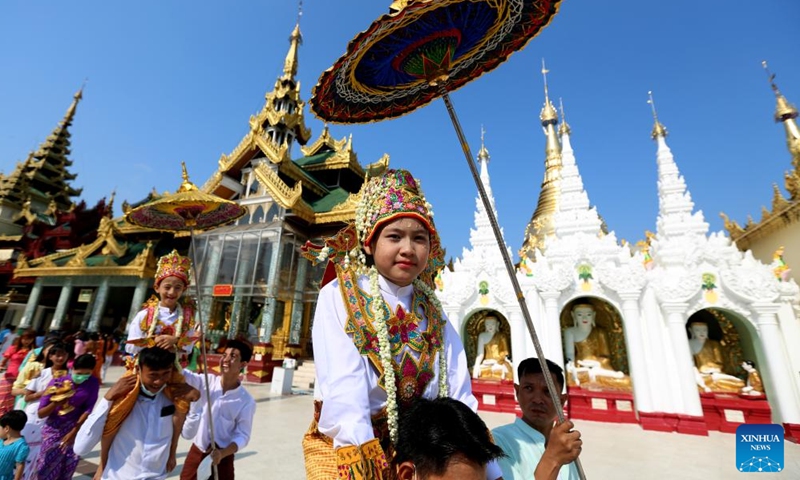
[363, 243, 373, 255]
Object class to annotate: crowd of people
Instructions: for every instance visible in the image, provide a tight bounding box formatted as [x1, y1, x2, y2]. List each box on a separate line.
[0, 168, 585, 479]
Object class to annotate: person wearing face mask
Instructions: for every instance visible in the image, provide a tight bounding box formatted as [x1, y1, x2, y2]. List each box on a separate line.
[74, 346, 193, 480]
[34, 353, 99, 480]
[20, 342, 69, 480]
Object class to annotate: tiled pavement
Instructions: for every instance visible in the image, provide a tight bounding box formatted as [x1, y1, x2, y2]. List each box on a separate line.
[70, 366, 799, 479]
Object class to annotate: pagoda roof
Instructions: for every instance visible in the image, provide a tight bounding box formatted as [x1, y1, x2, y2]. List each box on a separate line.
[14, 216, 158, 278]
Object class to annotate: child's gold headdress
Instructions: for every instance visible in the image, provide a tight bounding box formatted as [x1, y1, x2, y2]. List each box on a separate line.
[155, 250, 192, 287]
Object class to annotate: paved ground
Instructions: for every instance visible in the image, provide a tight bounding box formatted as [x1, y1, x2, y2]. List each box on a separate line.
[71, 366, 800, 479]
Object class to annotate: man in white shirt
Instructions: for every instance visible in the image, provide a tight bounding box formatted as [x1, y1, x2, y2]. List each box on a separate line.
[492, 358, 583, 480]
[180, 339, 256, 480]
[74, 346, 189, 480]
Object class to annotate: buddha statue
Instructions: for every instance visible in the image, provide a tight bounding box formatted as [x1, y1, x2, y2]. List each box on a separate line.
[740, 360, 765, 396]
[472, 317, 513, 381]
[563, 303, 631, 390]
[687, 320, 745, 393]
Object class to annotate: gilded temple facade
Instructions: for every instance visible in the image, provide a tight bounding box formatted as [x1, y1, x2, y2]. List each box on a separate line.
[9, 22, 385, 360]
[438, 77, 800, 441]
[185, 21, 385, 359]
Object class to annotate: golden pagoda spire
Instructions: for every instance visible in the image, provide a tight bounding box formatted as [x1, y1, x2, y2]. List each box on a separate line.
[648, 90, 668, 139]
[519, 60, 563, 259]
[281, 0, 303, 82]
[763, 61, 800, 169]
[558, 97, 571, 136]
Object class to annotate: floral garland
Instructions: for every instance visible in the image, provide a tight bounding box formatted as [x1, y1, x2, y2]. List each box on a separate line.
[368, 267, 449, 444]
[147, 302, 184, 342]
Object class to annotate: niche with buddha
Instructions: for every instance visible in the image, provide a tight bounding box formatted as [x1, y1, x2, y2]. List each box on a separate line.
[560, 297, 631, 391]
[464, 310, 513, 381]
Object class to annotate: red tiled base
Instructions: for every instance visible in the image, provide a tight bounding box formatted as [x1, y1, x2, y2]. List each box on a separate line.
[566, 387, 638, 424]
[784, 423, 800, 444]
[700, 392, 771, 434]
[472, 379, 521, 415]
[676, 414, 709, 436]
[639, 412, 676, 433]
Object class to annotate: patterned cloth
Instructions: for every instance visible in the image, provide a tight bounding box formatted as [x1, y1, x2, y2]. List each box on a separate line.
[35, 374, 100, 480]
[0, 437, 29, 480]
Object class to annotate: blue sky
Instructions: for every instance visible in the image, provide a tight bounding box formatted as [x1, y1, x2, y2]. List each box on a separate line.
[2, 1, 799, 261]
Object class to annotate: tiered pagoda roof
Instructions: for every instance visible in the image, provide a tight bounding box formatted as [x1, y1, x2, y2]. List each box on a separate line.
[0, 89, 84, 217]
[201, 21, 386, 228]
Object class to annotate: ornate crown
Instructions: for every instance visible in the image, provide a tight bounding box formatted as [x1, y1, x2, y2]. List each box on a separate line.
[155, 249, 192, 287]
[303, 169, 444, 288]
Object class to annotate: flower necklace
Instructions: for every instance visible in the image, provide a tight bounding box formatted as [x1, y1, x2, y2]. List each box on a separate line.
[147, 301, 184, 340]
[368, 266, 448, 444]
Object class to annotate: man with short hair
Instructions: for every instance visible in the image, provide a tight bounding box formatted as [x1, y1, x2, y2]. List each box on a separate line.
[179, 339, 256, 480]
[392, 397, 505, 480]
[73, 346, 189, 479]
[492, 358, 582, 480]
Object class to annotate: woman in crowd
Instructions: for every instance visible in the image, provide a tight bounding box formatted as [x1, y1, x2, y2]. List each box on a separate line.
[0, 330, 36, 416]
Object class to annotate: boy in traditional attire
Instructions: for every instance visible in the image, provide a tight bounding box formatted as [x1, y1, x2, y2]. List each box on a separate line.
[301, 169, 501, 480]
[96, 250, 200, 477]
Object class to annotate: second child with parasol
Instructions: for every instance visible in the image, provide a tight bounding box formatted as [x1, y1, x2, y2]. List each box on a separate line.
[95, 250, 201, 478]
[301, 169, 502, 480]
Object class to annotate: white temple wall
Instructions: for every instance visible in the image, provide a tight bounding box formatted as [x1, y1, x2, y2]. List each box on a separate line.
[777, 301, 800, 406]
[641, 288, 684, 414]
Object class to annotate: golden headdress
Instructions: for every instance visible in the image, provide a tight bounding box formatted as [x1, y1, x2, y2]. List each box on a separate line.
[155, 249, 192, 287]
[303, 169, 444, 288]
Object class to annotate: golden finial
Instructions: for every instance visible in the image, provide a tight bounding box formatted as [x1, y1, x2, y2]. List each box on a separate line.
[648, 91, 668, 139]
[540, 59, 558, 124]
[478, 125, 489, 162]
[178, 162, 198, 192]
[763, 60, 798, 122]
[558, 97, 571, 136]
[297, 0, 303, 25]
[64, 80, 87, 125]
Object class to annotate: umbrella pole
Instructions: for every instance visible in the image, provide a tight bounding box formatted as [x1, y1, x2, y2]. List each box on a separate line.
[438, 86, 587, 480]
[188, 227, 220, 480]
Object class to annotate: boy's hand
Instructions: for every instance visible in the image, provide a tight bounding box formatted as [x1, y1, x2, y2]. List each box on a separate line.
[105, 375, 138, 401]
[166, 454, 177, 473]
[154, 335, 178, 349]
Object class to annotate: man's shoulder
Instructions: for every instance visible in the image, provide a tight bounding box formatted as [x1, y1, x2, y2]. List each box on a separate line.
[491, 422, 519, 442]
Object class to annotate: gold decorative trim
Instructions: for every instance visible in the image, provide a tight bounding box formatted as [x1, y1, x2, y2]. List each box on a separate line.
[252, 164, 302, 208]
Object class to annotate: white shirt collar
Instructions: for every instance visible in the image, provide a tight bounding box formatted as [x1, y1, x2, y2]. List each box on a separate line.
[378, 275, 414, 299]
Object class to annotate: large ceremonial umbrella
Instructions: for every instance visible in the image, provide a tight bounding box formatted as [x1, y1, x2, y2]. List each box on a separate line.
[312, 1, 587, 477]
[126, 163, 246, 480]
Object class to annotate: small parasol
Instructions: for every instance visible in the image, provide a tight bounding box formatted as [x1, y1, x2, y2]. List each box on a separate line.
[126, 162, 246, 480]
[312, 1, 586, 477]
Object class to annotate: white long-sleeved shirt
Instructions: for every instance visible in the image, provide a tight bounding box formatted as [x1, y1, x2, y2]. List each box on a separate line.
[73, 394, 174, 480]
[313, 274, 502, 479]
[181, 369, 256, 452]
[125, 305, 196, 356]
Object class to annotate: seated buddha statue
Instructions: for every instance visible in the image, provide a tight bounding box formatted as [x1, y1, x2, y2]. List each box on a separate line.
[563, 303, 631, 390]
[687, 320, 745, 393]
[472, 317, 513, 381]
[740, 360, 765, 396]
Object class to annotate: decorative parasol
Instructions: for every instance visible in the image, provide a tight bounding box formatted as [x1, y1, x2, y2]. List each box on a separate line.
[312, 1, 587, 478]
[126, 162, 246, 480]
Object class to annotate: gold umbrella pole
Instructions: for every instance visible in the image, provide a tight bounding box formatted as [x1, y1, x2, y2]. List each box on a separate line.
[438, 85, 587, 480]
[189, 226, 220, 480]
